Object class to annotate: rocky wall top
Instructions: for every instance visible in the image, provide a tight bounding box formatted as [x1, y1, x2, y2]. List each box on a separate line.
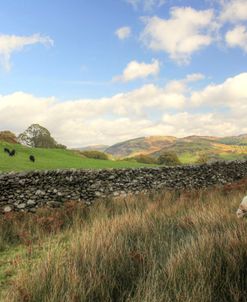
[1, 160, 247, 213]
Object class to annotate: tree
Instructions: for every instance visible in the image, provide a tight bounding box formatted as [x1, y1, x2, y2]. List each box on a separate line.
[157, 151, 181, 166]
[196, 153, 209, 164]
[81, 150, 109, 160]
[133, 154, 157, 164]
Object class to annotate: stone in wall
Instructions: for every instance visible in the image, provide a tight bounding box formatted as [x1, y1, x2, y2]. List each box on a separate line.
[0, 160, 247, 213]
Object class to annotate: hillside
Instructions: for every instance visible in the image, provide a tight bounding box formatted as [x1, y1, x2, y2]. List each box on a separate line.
[0, 142, 155, 172]
[105, 134, 247, 162]
[218, 134, 247, 146]
[2, 125, 247, 164]
[151, 136, 217, 157]
[75, 144, 109, 152]
[105, 136, 177, 158]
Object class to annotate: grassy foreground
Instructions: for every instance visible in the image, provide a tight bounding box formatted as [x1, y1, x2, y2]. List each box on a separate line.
[0, 142, 154, 172]
[1, 179, 247, 301]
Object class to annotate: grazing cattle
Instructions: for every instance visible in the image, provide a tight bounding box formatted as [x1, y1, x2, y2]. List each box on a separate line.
[4, 147, 10, 154]
[29, 155, 35, 162]
[236, 196, 247, 218]
[9, 149, 16, 157]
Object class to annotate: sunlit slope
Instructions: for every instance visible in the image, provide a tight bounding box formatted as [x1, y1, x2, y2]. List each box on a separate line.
[0, 142, 154, 172]
[151, 136, 247, 161]
[105, 136, 177, 158]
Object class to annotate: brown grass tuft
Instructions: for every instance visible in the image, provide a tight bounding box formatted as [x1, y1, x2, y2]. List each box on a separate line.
[1, 180, 247, 302]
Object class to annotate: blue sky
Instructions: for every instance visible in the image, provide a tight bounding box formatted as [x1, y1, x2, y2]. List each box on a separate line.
[0, 0, 247, 147]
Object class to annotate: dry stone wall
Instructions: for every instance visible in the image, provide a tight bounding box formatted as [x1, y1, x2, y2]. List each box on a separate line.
[1, 160, 247, 213]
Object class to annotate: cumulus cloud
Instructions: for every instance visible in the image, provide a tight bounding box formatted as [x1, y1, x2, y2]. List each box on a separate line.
[115, 26, 131, 40]
[190, 73, 247, 129]
[225, 25, 247, 52]
[126, 0, 166, 11]
[114, 59, 160, 82]
[162, 111, 240, 137]
[164, 73, 205, 94]
[220, 0, 247, 23]
[0, 33, 53, 71]
[140, 7, 217, 64]
[0, 82, 185, 147]
[1, 73, 247, 147]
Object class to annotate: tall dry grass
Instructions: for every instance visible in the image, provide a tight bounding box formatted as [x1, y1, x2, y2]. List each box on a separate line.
[2, 179, 247, 302]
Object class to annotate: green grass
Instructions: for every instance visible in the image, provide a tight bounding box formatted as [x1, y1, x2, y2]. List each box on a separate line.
[179, 152, 246, 164]
[219, 152, 247, 161]
[0, 142, 155, 172]
[1, 179, 247, 301]
[178, 152, 198, 164]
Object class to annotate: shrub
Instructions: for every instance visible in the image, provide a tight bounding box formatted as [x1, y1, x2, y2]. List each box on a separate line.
[157, 151, 181, 165]
[133, 154, 157, 164]
[80, 150, 109, 160]
[0, 131, 18, 144]
[55, 143, 67, 149]
[121, 157, 137, 162]
[196, 153, 209, 164]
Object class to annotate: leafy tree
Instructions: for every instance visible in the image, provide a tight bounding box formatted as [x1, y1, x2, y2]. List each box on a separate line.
[133, 154, 157, 164]
[81, 150, 109, 160]
[157, 151, 181, 166]
[18, 124, 67, 149]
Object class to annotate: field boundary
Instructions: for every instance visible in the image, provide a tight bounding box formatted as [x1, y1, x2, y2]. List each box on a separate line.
[1, 160, 247, 213]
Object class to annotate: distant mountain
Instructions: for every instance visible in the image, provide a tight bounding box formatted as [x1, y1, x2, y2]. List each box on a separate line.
[0, 131, 18, 144]
[2, 125, 247, 160]
[151, 136, 217, 158]
[105, 136, 177, 158]
[218, 134, 247, 146]
[105, 134, 247, 159]
[74, 145, 109, 152]
[18, 124, 66, 149]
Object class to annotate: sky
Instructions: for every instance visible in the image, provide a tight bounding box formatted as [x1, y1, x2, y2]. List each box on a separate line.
[0, 0, 247, 147]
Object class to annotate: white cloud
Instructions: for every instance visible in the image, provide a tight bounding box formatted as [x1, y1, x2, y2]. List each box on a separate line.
[115, 27, 131, 40]
[0, 33, 54, 71]
[1, 73, 247, 147]
[162, 111, 240, 137]
[190, 73, 247, 120]
[220, 0, 247, 22]
[225, 25, 247, 52]
[164, 73, 205, 94]
[126, 0, 166, 11]
[185, 73, 205, 83]
[114, 59, 160, 82]
[0, 83, 185, 147]
[140, 7, 216, 64]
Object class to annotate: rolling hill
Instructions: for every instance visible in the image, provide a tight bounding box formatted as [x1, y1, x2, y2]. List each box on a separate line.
[0, 142, 155, 173]
[105, 134, 247, 163]
[1, 123, 247, 168]
[105, 136, 177, 158]
[74, 145, 109, 152]
[218, 134, 247, 146]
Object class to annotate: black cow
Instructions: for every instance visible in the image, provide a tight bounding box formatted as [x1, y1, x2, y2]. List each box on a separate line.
[4, 147, 10, 154]
[29, 155, 35, 162]
[9, 149, 16, 157]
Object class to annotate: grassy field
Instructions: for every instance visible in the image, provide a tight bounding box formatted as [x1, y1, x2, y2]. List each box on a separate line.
[0, 179, 247, 301]
[0, 142, 154, 172]
[178, 152, 247, 164]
